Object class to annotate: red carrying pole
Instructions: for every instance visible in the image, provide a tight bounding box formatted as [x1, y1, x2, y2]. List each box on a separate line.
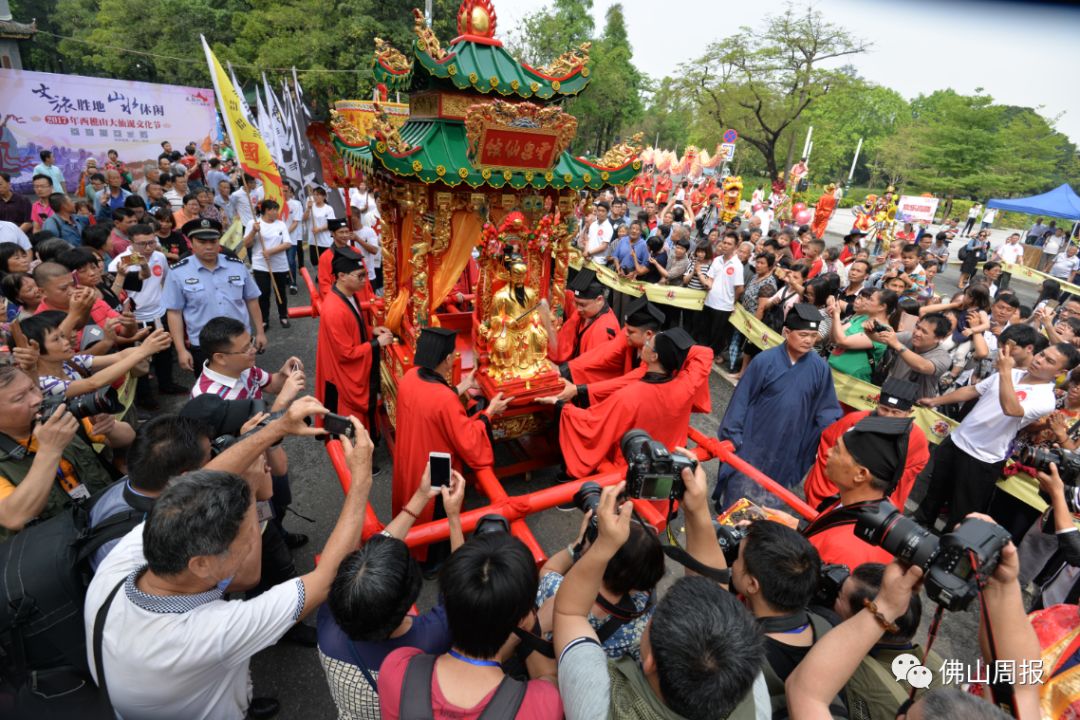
[687, 427, 819, 521]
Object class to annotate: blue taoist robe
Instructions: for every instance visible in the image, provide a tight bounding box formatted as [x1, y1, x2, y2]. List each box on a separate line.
[714, 343, 842, 510]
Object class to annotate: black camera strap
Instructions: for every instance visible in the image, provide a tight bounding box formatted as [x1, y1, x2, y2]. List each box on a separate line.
[801, 499, 885, 539]
[660, 543, 732, 585]
[756, 610, 810, 634]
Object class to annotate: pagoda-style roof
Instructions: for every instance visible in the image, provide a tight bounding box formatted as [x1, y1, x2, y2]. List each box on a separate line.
[0, 18, 36, 40]
[406, 4, 591, 101]
[333, 119, 641, 192]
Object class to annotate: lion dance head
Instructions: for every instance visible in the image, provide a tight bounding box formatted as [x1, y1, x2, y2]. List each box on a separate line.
[720, 175, 743, 222]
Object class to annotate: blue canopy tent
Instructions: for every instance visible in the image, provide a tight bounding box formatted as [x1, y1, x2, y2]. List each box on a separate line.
[986, 183, 1080, 221]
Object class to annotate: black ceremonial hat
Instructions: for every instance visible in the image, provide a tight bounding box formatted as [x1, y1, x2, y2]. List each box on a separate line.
[843, 415, 913, 492]
[878, 378, 918, 412]
[653, 327, 695, 373]
[327, 217, 349, 232]
[568, 268, 605, 300]
[414, 327, 457, 371]
[331, 246, 364, 276]
[624, 296, 665, 329]
[784, 303, 820, 331]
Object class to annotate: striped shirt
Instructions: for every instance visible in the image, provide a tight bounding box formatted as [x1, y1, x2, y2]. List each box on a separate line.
[39, 354, 95, 398]
[191, 363, 271, 400]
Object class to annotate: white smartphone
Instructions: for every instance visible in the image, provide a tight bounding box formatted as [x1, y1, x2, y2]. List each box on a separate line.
[428, 452, 452, 488]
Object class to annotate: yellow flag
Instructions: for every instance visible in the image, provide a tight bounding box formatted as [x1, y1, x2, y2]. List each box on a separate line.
[200, 36, 284, 209]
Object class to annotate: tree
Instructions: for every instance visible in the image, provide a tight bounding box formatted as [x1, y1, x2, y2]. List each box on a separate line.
[798, 70, 908, 184]
[678, 4, 868, 181]
[568, 4, 643, 156]
[508, 0, 594, 68]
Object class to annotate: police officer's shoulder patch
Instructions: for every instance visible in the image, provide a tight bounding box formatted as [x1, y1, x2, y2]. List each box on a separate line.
[170, 257, 190, 269]
[223, 255, 245, 264]
[184, 277, 200, 284]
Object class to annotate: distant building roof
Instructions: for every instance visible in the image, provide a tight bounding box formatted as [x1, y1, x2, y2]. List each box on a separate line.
[0, 18, 36, 40]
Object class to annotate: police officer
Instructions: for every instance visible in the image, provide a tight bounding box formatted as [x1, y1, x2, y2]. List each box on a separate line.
[164, 218, 266, 373]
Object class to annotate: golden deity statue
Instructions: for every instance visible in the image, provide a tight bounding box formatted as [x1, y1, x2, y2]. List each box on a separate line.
[482, 257, 550, 382]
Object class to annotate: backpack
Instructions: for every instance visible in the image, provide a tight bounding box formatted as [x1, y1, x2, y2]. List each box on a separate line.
[0, 485, 143, 715]
[761, 612, 849, 719]
[398, 653, 526, 720]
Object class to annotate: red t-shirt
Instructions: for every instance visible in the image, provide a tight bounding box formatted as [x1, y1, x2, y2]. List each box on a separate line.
[377, 647, 563, 720]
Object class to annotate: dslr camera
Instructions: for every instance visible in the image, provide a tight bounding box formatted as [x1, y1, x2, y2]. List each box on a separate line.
[853, 500, 1010, 611]
[38, 387, 124, 423]
[1019, 445, 1080, 484]
[621, 429, 697, 503]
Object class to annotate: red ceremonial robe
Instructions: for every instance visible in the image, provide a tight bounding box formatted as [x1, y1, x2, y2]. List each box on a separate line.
[450, 258, 480, 305]
[802, 410, 930, 511]
[585, 345, 713, 415]
[548, 305, 621, 364]
[393, 367, 494, 560]
[318, 246, 373, 303]
[804, 500, 895, 569]
[559, 346, 713, 478]
[315, 287, 380, 431]
[566, 331, 637, 385]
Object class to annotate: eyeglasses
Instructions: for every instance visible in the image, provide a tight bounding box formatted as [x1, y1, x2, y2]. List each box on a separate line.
[220, 339, 257, 355]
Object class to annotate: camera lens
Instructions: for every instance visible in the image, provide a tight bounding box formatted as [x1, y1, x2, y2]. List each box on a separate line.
[620, 429, 652, 464]
[854, 502, 939, 570]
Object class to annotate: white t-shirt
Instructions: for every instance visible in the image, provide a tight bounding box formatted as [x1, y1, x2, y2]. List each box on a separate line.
[0, 220, 31, 250]
[348, 189, 380, 229]
[356, 226, 380, 278]
[84, 524, 305, 720]
[950, 370, 1055, 463]
[107, 249, 169, 321]
[982, 209, 997, 223]
[310, 203, 335, 248]
[250, 219, 291, 273]
[584, 220, 613, 263]
[967, 206, 981, 219]
[285, 199, 304, 246]
[1050, 252, 1080, 280]
[996, 242, 1024, 265]
[229, 187, 264, 229]
[704, 255, 744, 311]
[1044, 236, 1063, 256]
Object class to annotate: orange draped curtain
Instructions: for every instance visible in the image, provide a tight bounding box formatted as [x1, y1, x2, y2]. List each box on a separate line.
[385, 210, 415, 333]
[384, 209, 482, 334]
[430, 210, 482, 312]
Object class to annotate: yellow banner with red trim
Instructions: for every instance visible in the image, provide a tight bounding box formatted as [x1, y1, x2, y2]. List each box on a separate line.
[200, 36, 284, 210]
[570, 257, 707, 310]
[730, 304, 1040, 508]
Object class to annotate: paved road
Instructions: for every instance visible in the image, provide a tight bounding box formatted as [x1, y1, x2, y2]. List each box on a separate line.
[197, 223, 1036, 717]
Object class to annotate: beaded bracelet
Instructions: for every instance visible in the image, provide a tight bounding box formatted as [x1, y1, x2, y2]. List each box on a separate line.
[401, 506, 420, 520]
[863, 599, 900, 634]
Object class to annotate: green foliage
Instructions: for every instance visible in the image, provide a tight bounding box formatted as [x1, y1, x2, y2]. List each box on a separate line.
[676, 4, 869, 180]
[567, 4, 643, 156]
[509, 0, 594, 68]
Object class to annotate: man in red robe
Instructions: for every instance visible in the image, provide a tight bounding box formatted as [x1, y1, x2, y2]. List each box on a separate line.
[318, 218, 373, 302]
[315, 247, 393, 435]
[448, 256, 480, 310]
[562, 296, 665, 387]
[555, 328, 711, 478]
[810, 184, 838, 239]
[392, 327, 512, 560]
[800, 416, 912, 569]
[546, 268, 620, 364]
[654, 173, 673, 205]
[803, 378, 929, 511]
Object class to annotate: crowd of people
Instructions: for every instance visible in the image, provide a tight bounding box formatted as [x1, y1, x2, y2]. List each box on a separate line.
[0, 132, 1078, 720]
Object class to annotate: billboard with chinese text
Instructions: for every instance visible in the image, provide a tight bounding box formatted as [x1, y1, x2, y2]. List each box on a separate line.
[0, 69, 216, 191]
[896, 195, 940, 224]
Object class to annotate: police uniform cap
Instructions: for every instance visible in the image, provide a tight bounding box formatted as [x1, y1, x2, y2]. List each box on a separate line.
[182, 218, 223, 242]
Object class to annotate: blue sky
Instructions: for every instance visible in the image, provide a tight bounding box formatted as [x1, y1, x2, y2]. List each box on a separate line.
[492, 0, 1080, 144]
